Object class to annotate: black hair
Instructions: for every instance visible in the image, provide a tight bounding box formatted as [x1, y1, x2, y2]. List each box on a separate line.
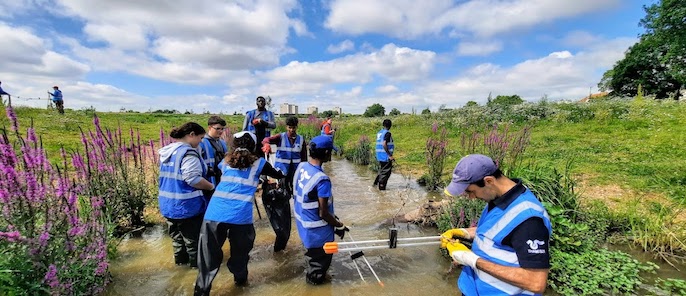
[308, 141, 332, 160]
[226, 133, 258, 169]
[472, 169, 503, 187]
[256, 96, 266, 101]
[169, 122, 205, 139]
[207, 115, 226, 126]
[286, 116, 299, 127]
[383, 119, 392, 129]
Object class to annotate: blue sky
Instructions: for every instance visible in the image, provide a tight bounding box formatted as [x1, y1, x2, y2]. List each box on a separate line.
[0, 0, 651, 114]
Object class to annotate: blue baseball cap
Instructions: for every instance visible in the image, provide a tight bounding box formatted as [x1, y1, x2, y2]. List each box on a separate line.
[444, 154, 498, 197]
[310, 135, 334, 149]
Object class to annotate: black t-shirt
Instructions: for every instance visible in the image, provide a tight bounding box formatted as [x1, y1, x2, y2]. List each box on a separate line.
[487, 180, 550, 269]
[383, 131, 392, 143]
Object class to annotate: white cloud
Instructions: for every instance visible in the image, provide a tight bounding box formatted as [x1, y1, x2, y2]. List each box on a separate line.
[327, 39, 355, 54]
[457, 40, 503, 56]
[561, 30, 604, 47]
[326, 0, 620, 38]
[376, 85, 399, 93]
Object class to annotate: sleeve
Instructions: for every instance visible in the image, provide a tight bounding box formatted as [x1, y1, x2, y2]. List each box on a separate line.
[262, 133, 281, 145]
[384, 132, 392, 142]
[242, 111, 251, 131]
[0, 87, 8, 95]
[260, 161, 286, 179]
[266, 112, 276, 129]
[300, 140, 308, 160]
[316, 179, 332, 199]
[502, 217, 550, 269]
[180, 153, 205, 186]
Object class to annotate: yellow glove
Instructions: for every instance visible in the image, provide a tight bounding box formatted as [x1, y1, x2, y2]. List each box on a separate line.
[447, 241, 479, 269]
[440, 228, 471, 248]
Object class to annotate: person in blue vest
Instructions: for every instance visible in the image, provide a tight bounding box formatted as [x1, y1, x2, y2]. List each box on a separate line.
[194, 131, 285, 295]
[260, 116, 307, 252]
[440, 154, 552, 296]
[293, 135, 349, 285]
[242, 96, 275, 159]
[0, 81, 11, 101]
[199, 115, 228, 199]
[373, 119, 394, 190]
[47, 86, 64, 114]
[158, 122, 215, 268]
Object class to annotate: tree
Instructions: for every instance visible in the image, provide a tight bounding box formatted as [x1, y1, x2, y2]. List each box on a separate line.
[363, 103, 385, 117]
[487, 95, 523, 107]
[465, 101, 479, 107]
[389, 108, 401, 116]
[600, 0, 684, 99]
[320, 110, 335, 118]
[421, 108, 431, 115]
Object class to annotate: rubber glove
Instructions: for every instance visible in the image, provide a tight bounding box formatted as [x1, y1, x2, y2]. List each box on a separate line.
[252, 118, 261, 125]
[441, 228, 471, 248]
[261, 143, 271, 154]
[447, 241, 479, 269]
[334, 225, 349, 239]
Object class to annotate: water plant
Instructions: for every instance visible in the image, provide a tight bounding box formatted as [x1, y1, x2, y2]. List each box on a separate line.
[344, 135, 373, 165]
[423, 122, 448, 191]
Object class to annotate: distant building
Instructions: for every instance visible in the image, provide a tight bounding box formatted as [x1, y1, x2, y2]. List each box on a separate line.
[333, 106, 342, 115]
[307, 106, 318, 114]
[279, 103, 298, 116]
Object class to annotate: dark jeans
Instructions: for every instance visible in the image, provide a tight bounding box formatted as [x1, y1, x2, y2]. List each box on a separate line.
[194, 221, 255, 295]
[166, 215, 203, 267]
[374, 161, 393, 190]
[304, 247, 333, 285]
[54, 100, 64, 114]
[262, 181, 292, 252]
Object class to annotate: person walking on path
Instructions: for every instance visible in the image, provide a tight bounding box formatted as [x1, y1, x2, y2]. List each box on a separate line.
[373, 119, 394, 190]
[199, 115, 228, 199]
[293, 135, 349, 285]
[194, 131, 285, 295]
[47, 86, 64, 114]
[260, 116, 307, 252]
[158, 122, 215, 268]
[440, 154, 552, 296]
[242, 96, 275, 159]
[0, 81, 11, 101]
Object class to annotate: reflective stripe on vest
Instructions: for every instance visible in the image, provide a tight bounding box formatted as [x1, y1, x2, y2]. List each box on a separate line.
[458, 190, 551, 296]
[375, 128, 394, 162]
[293, 163, 331, 228]
[157, 145, 206, 219]
[203, 158, 266, 224]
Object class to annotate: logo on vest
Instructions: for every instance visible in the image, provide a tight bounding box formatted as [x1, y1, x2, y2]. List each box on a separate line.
[526, 239, 546, 254]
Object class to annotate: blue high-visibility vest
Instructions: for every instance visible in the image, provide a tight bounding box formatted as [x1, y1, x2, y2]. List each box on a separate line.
[274, 132, 303, 175]
[375, 128, 394, 162]
[158, 146, 207, 219]
[245, 109, 275, 137]
[293, 162, 334, 248]
[203, 158, 266, 224]
[199, 136, 228, 185]
[458, 189, 552, 296]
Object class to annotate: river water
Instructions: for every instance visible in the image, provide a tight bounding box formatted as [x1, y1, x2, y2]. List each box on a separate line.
[105, 157, 459, 296]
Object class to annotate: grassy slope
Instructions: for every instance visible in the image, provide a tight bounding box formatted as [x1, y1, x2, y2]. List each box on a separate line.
[2, 101, 685, 203]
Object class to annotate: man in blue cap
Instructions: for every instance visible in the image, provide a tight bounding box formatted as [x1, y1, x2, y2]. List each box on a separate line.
[440, 154, 552, 296]
[293, 135, 348, 285]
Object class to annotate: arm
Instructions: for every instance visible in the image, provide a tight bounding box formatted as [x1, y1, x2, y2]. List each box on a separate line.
[318, 197, 342, 227]
[265, 112, 276, 129]
[261, 133, 281, 145]
[242, 112, 251, 131]
[476, 261, 549, 294]
[180, 153, 215, 191]
[260, 161, 286, 179]
[382, 132, 394, 160]
[300, 140, 307, 160]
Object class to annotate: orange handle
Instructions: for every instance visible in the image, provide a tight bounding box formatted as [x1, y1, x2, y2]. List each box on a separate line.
[323, 242, 339, 254]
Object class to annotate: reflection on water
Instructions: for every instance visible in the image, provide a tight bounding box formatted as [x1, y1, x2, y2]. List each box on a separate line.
[106, 157, 458, 296]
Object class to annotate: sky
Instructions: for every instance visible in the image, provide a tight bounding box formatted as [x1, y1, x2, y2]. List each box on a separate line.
[0, 0, 653, 115]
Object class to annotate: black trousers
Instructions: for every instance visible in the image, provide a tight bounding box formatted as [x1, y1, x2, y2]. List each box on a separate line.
[194, 221, 255, 295]
[54, 100, 64, 114]
[304, 247, 333, 285]
[166, 215, 203, 267]
[374, 161, 393, 190]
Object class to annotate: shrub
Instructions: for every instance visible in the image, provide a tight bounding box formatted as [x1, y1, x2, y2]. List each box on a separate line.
[345, 135, 373, 166]
[424, 122, 448, 191]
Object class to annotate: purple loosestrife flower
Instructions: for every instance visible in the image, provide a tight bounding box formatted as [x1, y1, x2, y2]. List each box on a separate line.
[95, 261, 108, 276]
[0, 230, 22, 242]
[44, 264, 60, 289]
[5, 106, 19, 133]
[432, 122, 438, 133]
[39, 231, 50, 248]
